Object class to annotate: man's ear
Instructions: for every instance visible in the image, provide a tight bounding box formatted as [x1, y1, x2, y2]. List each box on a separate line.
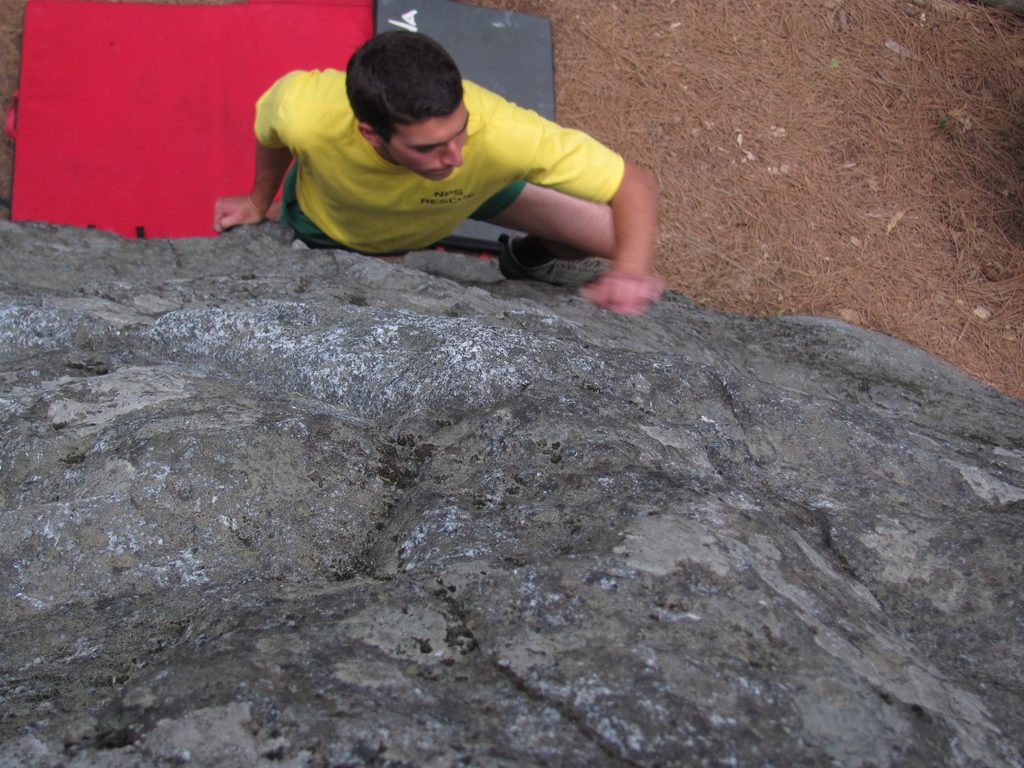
[358, 122, 384, 149]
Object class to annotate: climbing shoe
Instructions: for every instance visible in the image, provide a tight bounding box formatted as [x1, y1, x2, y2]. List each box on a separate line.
[498, 234, 612, 288]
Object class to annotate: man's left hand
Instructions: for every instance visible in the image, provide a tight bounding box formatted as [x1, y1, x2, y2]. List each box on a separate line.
[579, 269, 664, 315]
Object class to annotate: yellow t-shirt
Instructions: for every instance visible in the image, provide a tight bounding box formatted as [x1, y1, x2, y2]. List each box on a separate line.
[254, 69, 625, 253]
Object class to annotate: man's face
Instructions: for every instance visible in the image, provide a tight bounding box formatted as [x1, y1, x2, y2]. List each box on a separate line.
[359, 103, 469, 181]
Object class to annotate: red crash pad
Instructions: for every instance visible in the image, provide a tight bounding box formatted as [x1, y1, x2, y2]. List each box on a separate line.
[10, 0, 372, 239]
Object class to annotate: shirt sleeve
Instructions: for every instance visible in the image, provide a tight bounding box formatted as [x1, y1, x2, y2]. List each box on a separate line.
[253, 71, 304, 150]
[465, 83, 627, 205]
[524, 123, 626, 204]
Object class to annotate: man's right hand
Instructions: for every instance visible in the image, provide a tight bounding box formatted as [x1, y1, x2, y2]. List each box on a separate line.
[213, 195, 265, 233]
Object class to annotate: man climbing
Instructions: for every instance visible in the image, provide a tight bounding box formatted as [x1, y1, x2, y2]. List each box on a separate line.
[213, 31, 663, 315]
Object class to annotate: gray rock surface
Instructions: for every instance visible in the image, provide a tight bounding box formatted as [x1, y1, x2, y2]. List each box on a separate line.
[1, 220, 1022, 767]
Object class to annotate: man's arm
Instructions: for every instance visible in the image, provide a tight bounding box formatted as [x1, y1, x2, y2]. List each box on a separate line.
[611, 160, 659, 276]
[579, 161, 664, 315]
[212, 143, 294, 233]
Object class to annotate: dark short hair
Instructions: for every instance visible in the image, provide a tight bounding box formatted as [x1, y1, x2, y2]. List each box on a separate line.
[346, 31, 463, 142]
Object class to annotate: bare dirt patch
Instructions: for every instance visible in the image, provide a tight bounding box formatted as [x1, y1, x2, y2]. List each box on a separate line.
[2, 0, 1022, 397]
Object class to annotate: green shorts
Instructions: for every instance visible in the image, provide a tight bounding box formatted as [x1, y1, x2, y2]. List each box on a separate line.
[279, 162, 526, 251]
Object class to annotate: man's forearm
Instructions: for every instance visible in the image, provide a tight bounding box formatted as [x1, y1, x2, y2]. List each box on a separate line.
[610, 161, 659, 276]
[249, 144, 294, 214]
